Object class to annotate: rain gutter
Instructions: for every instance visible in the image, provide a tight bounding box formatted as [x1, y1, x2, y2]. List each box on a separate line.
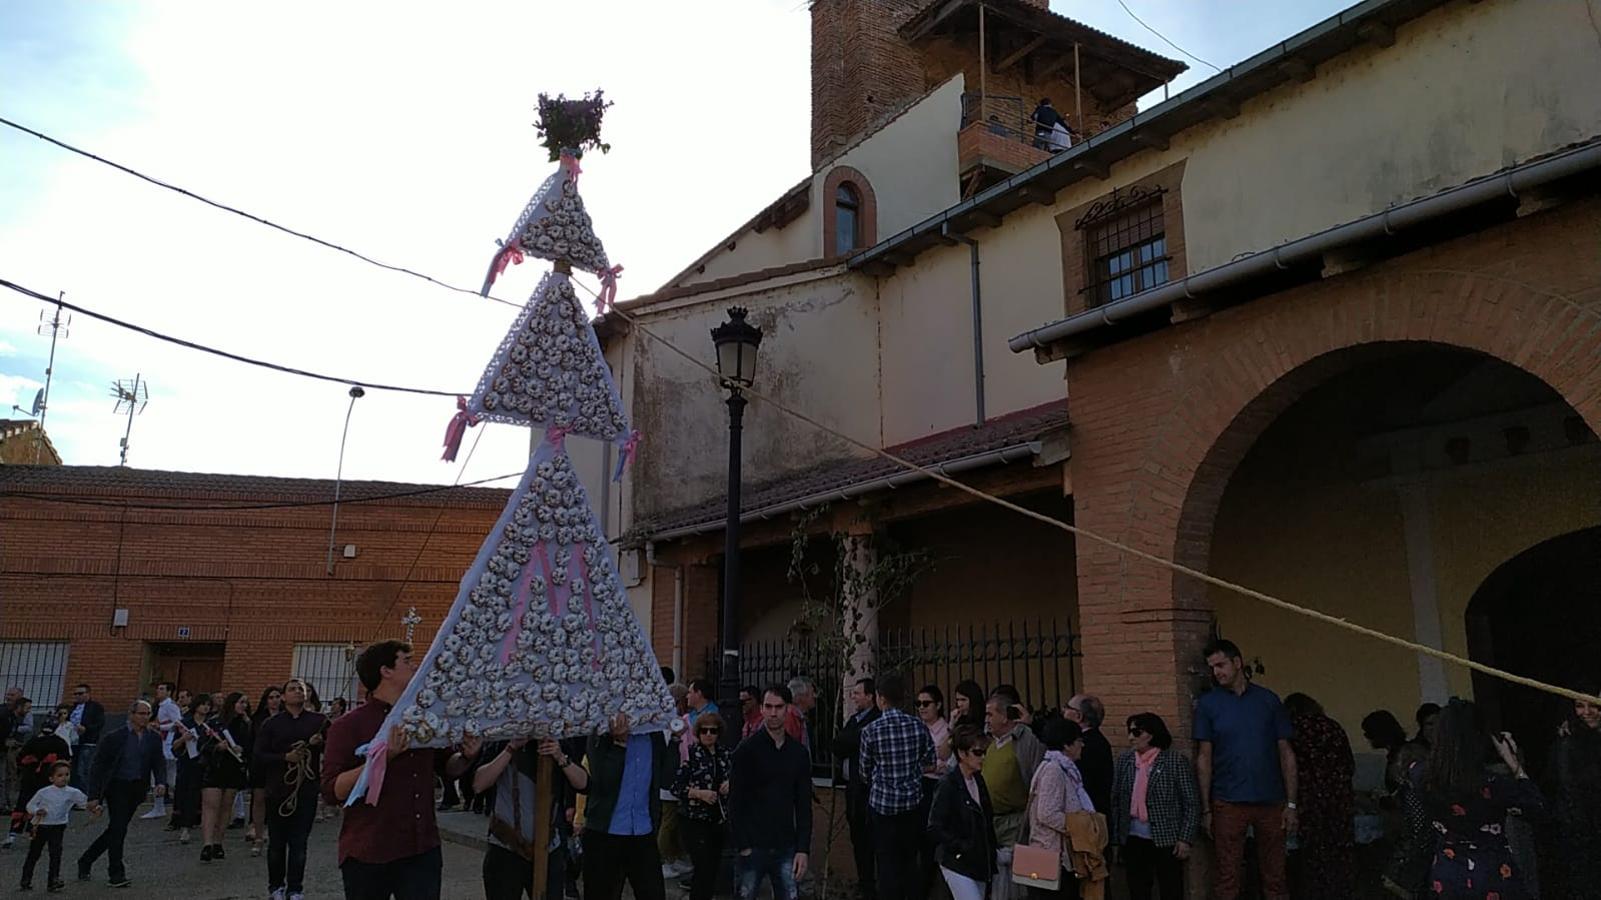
[1008, 140, 1601, 355]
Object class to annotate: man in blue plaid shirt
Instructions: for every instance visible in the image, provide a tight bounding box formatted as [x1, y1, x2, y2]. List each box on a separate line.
[858, 674, 934, 900]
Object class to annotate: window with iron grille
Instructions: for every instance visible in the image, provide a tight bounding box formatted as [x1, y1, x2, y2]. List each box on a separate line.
[1083, 199, 1169, 308]
[291, 643, 360, 709]
[0, 641, 70, 716]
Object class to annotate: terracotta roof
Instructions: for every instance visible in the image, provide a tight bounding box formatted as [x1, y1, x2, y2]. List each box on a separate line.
[633, 399, 1068, 539]
[0, 465, 512, 509]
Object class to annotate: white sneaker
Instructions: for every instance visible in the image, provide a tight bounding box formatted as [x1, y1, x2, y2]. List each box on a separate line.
[2, 832, 15, 848]
[179, 829, 191, 845]
[289, 893, 305, 900]
[139, 804, 166, 820]
[666, 859, 695, 878]
[269, 889, 286, 900]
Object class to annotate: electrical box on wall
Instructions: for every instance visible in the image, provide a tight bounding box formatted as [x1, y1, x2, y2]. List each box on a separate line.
[620, 548, 644, 587]
[112, 608, 129, 627]
[343, 544, 358, 559]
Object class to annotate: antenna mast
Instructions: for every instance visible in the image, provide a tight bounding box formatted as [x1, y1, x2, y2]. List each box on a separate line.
[31, 295, 70, 463]
[110, 374, 149, 466]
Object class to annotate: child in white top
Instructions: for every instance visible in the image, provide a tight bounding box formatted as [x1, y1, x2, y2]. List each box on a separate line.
[21, 761, 95, 891]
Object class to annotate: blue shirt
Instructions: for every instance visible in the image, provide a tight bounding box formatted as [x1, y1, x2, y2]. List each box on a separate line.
[607, 734, 655, 836]
[1193, 682, 1293, 804]
[114, 730, 157, 782]
[688, 702, 718, 727]
[859, 708, 934, 815]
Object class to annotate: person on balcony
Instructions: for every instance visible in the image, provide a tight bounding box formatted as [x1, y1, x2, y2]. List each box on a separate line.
[1032, 99, 1072, 152]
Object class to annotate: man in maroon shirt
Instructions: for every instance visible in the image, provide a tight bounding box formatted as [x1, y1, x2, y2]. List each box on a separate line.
[321, 641, 479, 900]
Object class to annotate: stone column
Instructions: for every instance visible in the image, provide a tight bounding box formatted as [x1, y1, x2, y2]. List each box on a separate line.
[838, 529, 879, 721]
[1396, 480, 1450, 704]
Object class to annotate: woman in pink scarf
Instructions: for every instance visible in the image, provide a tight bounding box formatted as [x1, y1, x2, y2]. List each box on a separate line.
[1109, 713, 1200, 900]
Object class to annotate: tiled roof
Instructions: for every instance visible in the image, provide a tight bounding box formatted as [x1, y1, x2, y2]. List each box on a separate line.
[0, 465, 512, 508]
[633, 399, 1068, 539]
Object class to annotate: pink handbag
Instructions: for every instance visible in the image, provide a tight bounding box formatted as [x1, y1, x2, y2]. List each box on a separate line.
[1011, 841, 1062, 890]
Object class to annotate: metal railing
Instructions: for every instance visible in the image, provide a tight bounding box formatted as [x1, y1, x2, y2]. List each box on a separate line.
[706, 618, 1080, 776]
[961, 92, 1082, 151]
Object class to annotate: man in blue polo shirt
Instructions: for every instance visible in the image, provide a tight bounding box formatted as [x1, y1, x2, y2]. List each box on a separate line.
[1194, 639, 1296, 900]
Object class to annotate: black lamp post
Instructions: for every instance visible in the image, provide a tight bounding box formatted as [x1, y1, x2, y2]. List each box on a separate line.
[711, 306, 762, 726]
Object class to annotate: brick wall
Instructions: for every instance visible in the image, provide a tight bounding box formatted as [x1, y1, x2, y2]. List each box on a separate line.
[0, 469, 507, 707]
[1064, 198, 1601, 735]
[810, 1, 1130, 169]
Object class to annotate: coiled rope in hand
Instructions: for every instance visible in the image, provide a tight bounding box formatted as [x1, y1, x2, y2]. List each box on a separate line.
[277, 740, 317, 818]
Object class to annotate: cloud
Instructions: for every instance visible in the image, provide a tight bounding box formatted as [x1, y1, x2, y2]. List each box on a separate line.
[0, 339, 16, 357]
[0, 372, 44, 411]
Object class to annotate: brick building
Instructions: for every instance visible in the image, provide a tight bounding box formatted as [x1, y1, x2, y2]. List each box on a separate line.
[0, 466, 509, 711]
[601, 0, 1601, 808]
[0, 419, 61, 465]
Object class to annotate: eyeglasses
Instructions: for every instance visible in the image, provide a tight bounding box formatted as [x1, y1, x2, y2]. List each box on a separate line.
[963, 748, 987, 758]
[699, 727, 721, 735]
[916, 700, 937, 708]
[1127, 727, 1145, 737]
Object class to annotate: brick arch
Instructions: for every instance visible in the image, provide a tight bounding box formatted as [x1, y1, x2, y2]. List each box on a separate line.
[1068, 261, 1601, 730]
[822, 165, 877, 258]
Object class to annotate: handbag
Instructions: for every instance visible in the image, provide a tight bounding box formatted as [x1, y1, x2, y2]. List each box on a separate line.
[1011, 775, 1062, 891]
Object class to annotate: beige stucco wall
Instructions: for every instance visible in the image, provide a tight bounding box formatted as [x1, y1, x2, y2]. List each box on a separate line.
[623, 270, 882, 520]
[677, 75, 967, 288]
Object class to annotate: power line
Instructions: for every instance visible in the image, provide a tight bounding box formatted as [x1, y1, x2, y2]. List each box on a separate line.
[0, 470, 522, 511]
[0, 115, 522, 310]
[1115, 0, 1222, 73]
[0, 277, 468, 397]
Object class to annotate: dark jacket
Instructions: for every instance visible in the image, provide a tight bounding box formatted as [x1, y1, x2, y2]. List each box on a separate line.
[88, 725, 166, 801]
[1078, 727, 1114, 815]
[730, 728, 813, 852]
[72, 700, 107, 744]
[1109, 748, 1201, 848]
[831, 706, 881, 787]
[927, 767, 999, 883]
[582, 732, 678, 835]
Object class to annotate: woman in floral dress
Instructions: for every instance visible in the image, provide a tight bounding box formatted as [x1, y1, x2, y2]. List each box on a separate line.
[1406, 700, 1544, 900]
[1284, 693, 1354, 900]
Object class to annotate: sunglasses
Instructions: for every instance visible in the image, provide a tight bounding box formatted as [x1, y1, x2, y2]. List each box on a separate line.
[916, 700, 937, 707]
[964, 748, 987, 758]
[1128, 727, 1146, 737]
[699, 727, 720, 735]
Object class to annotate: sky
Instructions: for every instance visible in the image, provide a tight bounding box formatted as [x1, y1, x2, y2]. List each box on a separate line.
[0, 0, 1351, 489]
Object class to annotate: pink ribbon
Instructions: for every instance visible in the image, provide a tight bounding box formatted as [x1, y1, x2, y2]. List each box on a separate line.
[595, 265, 623, 314]
[441, 396, 481, 462]
[545, 424, 571, 451]
[362, 740, 389, 806]
[482, 243, 524, 293]
[560, 152, 582, 185]
[613, 430, 641, 481]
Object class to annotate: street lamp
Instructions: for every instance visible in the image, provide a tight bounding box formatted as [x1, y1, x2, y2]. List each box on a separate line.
[711, 306, 762, 728]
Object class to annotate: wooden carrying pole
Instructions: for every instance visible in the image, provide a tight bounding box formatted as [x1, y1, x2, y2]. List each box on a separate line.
[978, 3, 987, 125]
[1074, 42, 1083, 129]
[531, 755, 554, 900]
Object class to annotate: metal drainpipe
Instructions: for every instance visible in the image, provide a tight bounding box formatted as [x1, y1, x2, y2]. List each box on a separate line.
[943, 223, 986, 425]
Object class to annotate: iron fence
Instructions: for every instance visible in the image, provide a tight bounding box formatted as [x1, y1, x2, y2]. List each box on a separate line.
[706, 618, 1079, 776]
[0, 641, 70, 731]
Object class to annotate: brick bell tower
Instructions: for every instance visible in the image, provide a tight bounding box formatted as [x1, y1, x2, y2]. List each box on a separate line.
[809, 0, 1182, 170]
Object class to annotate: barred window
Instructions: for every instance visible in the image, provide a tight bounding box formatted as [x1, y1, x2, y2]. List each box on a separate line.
[0, 641, 70, 712]
[1084, 200, 1169, 308]
[835, 183, 863, 256]
[291, 643, 360, 708]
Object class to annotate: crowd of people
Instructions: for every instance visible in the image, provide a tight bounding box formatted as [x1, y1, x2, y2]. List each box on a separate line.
[2, 635, 1598, 900]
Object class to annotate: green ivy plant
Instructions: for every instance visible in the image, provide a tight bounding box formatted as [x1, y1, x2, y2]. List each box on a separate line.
[534, 90, 613, 162]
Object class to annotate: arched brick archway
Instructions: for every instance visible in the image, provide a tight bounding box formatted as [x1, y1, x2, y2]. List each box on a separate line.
[1067, 241, 1601, 731]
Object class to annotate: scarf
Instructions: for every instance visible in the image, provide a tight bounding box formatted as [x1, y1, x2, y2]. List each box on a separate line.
[1131, 747, 1160, 823]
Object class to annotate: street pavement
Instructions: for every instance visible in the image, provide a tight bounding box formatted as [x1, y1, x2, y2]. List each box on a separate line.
[0, 803, 487, 900]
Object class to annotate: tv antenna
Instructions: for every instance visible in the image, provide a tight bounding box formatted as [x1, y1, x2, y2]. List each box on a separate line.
[18, 295, 72, 464]
[110, 373, 149, 466]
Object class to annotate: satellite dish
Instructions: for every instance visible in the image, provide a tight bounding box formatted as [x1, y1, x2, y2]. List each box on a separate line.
[30, 388, 44, 416]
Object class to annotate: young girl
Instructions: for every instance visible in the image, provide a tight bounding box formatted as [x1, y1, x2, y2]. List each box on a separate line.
[20, 761, 96, 892]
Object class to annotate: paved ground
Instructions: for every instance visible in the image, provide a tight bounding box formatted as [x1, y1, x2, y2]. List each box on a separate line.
[0, 802, 486, 900]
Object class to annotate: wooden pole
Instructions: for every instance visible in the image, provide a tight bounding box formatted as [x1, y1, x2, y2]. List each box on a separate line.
[531, 754, 554, 900]
[1074, 42, 1083, 131]
[978, 3, 987, 126]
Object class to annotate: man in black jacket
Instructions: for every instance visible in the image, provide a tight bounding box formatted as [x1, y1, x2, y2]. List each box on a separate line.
[78, 699, 166, 888]
[1065, 694, 1113, 814]
[831, 677, 880, 899]
[66, 684, 106, 792]
[730, 684, 812, 900]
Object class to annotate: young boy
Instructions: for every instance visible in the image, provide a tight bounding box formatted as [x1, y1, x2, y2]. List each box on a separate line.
[21, 761, 95, 892]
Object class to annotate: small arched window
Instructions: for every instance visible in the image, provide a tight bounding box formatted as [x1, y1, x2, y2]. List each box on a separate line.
[835, 183, 862, 255]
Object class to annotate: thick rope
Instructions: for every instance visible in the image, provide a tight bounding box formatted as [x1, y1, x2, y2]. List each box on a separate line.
[571, 276, 1601, 708]
[277, 740, 317, 818]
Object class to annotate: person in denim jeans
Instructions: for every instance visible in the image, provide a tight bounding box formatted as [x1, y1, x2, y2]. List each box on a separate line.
[729, 684, 812, 900]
